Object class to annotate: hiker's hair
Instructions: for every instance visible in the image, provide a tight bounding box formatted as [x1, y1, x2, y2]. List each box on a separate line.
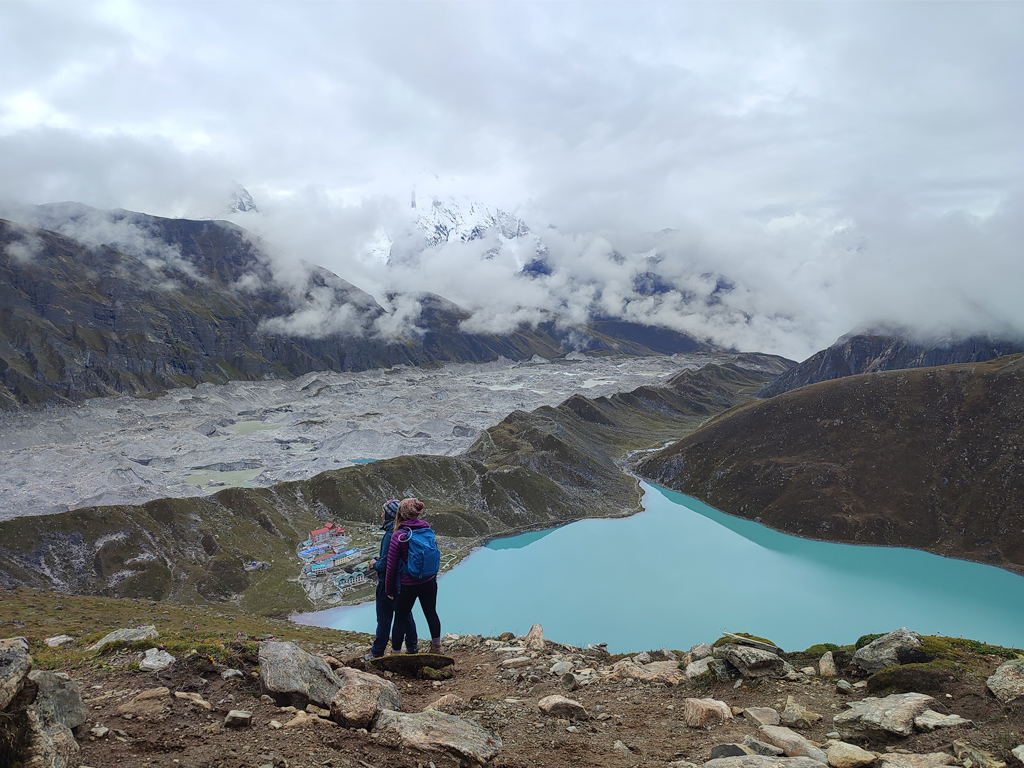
[396, 497, 424, 527]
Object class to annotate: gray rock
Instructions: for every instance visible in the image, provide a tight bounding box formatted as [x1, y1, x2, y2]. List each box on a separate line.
[781, 696, 822, 729]
[524, 623, 546, 652]
[717, 644, 792, 678]
[683, 698, 732, 728]
[710, 658, 735, 681]
[90, 725, 109, 738]
[224, 710, 253, 727]
[139, 647, 175, 672]
[758, 725, 828, 764]
[953, 740, 1007, 768]
[833, 692, 936, 738]
[28, 671, 88, 731]
[0, 637, 32, 710]
[538, 695, 588, 720]
[560, 672, 579, 691]
[613, 740, 632, 755]
[550, 661, 574, 675]
[633, 651, 653, 664]
[914, 709, 973, 731]
[374, 709, 502, 763]
[689, 643, 714, 660]
[686, 657, 715, 679]
[258, 641, 341, 709]
[661, 648, 678, 661]
[24, 706, 79, 768]
[877, 753, 958, 768]
[704, 756, 827, 768]
[744, 707, 781, 727]
[986, 659, 1024, 704]
[719, 632, 785, 653]
[836, 680, 854, 694]
[1010, 746, 1023, 766]
[742, 735, 785, 757]
[826, 742, 877, 768]
[818, 652, 837, 678]
[851, 628, 922, 674]
[44, 635, 74, 649]
[87, 625, 159, 652]
[712, 744, 757, 758]
[221, 668, 243, 680]
[329, 667, 401, 729]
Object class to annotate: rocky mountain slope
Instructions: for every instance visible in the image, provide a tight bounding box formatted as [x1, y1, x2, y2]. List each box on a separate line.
[0, 205, 711, 409]
[639, 354, 1024, 575]
[3, 590, 1023, 768]
[757, 333, 1024, 398]
[0, 356, 788, 614]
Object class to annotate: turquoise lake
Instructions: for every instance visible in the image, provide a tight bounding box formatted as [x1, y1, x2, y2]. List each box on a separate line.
[294, 482, 1024, 653]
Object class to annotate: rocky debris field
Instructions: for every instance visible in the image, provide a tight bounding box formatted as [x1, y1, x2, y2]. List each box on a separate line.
[0, 353, 722, 520]
[3, 620, 1023, 768]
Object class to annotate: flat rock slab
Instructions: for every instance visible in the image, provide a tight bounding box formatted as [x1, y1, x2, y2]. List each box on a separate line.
[826, 742, 877, 768]
[986, 659, 1024, 704]
[877, 753, 958, 768]
[705, 756, 826, 768]
[743, 736, 784, 757]
[44, 635, 74, 648]
[759, 725, 828, 764]
[117, 687, 171, 718]
[834, 692, 936, 738]
[720, 632, 786, 654]
[368, 653, 455, 676]
[330, 667, 401, 729]
[781, 696, 822, 728]
[852, 628, 922, 674]
[914, 710, 972, 731]
[375, 708, 502, 763]
[745, 707, 781, 727]
[259, 641, 340, 709]
[954, 740, 1007, 768]
[88, 626, 159, 652]
[538, 695, 588, 720]
[717, 644, 792, 678]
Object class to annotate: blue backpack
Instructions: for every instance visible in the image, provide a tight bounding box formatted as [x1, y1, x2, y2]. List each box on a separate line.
[399, 526, 441, 580]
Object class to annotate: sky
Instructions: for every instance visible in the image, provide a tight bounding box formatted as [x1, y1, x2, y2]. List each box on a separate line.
[1, 2, 1022, 361]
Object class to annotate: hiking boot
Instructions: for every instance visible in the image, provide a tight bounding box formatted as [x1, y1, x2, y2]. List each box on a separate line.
[429, 641, 442, 654]
[363, 652, 382, 662]
[405, 645, 418, 654]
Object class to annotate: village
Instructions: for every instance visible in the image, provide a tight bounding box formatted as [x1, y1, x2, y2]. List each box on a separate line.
[297, 521, 377, 596]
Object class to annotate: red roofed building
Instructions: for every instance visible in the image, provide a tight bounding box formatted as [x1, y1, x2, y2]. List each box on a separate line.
[310, 521, 342, 543]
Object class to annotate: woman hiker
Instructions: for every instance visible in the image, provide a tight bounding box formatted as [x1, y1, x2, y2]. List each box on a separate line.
[385, 497, 443, 654]
[365, 499, 418, 660]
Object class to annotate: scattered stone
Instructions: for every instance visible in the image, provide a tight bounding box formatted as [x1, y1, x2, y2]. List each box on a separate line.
[836, 680, 854, 694]
[1010, 746, 1024, 766]
[690, 643, 714, 660]
[712, 744, 757, 758]
[826, 742, 877, 768]
[116, 687, 171, 718]
[90, 725, 109, 738]
[268, 720, 283, 729]
[661, 648, 678, 661]
[524, 623, 546, 652]
[800, 667, 817, 676]
[819, 652, 837, 678]
[224, 710, 253, 728]
[424, 694, 464, 714]
[258, 641, 341, 709]
[683, 698, 733, 728]
[834, 692, 936, 738]
[613, 739, 632, 756]
[87, 626, 159, 652]
[319, 655, 344, 670]
[717, 645, 793, 679]
[28, 670, 88, 732]
[669, 761, 701, 768]
[560, 672, 579, 691]
[44, 635, 74, 648]
[877, 754, 958, 768]
[329, 667, 401, 729]
[745, 707, 781, 727]
[606, 658, 684, 685]
[174, 691, 212, 711]
[686, 658, 715, 679]
[914, 710, 972, 731]
[550, 661, 574, 675]
[852, 629, 923, 674]
[306, 703, 331, 717]
[501, 656, 532, 668]
[0, 637, 32, 710]
[709, 659, 735, 681]
[758, 725, 829, 764]
[852, 682, 868, 689]
[222, 669, 243, 680]
[705, 756, 827, 768]
[139, 647, 175, 672]
[283, 711, 335, 728]
[986, 659, 1024, 704]
[742, 735, 785, 757]
[374, 709, 503, 763]
[781, 696, 823, 729]
[633, 651, 653, 664]
[953, 740, 1006, 768]
[538, 695, 588, 720]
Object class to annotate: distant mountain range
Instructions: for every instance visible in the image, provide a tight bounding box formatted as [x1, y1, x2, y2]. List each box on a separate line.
[0, 203, 713, 409]
[757, 331, 1024, 398]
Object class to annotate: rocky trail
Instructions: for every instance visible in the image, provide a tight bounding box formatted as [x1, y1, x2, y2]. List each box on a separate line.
[4, 620, 1023, 768]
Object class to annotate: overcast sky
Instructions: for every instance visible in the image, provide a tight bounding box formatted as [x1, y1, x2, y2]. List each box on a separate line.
[1, 2, 1021, 360]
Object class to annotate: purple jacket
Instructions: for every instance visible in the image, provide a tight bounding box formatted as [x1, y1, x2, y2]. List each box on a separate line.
[385, 517, 435, 596]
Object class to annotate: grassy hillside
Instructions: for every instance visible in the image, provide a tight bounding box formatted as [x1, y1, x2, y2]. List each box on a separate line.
[639, 354, 1024, 574]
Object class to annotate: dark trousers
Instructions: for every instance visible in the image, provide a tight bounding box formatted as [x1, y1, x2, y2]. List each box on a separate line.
[391, 579, 441, 650]
[372, 581, 417, 656]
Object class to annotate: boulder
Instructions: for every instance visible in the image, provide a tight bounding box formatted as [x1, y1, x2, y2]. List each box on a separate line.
[914, 710, 972, 731]
[683, 698, 732, 728]
[986, 659, 1024, 704]
[606, 658, 684, 685]
[717, 644, 793, 678]
[24, 706, 79, 768]
[550, 661, 574, 675]
[819, 652, 837, 678]
[538, 695, 588, 720]
[329, 667, 401, 729]
[28, 671, 88, 731]
[44, 636, 74, 649]
[224, 710, 253, 728]
[686, 658, 715, 679]
[758, 725, 829, 764]
[139, 648, 175, 672]
[117, 687, 171, 718]
[833, 692, 936, 738]
[836, 680, 854, 694]
[826, 742, 877, 768]
[851, 629, 923, 674]
[0, 637, 32, 710]
[633, 651, 653, 664]
[877, 753, 958, 768]
[953, 741, 1007, 768]
[87, 625, 159, 652]
[689, 643, 714, 660]
[704, 756, 828, 768]
[742, 735, 785, 757]
[258, 641, 341, 709]
[374, 709, 503, 764]
[781, 696, 823, 729]
[424, 694, 464, 714]
[524, 623, 546, 652]
[744, 707, 781, 727]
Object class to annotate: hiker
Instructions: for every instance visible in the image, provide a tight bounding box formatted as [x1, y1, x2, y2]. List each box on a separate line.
[385, 497, 443, 654]
[365, 500, 417, 660]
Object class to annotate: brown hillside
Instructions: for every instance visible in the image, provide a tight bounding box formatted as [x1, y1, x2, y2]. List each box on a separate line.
[638, 354, 1024, 574]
